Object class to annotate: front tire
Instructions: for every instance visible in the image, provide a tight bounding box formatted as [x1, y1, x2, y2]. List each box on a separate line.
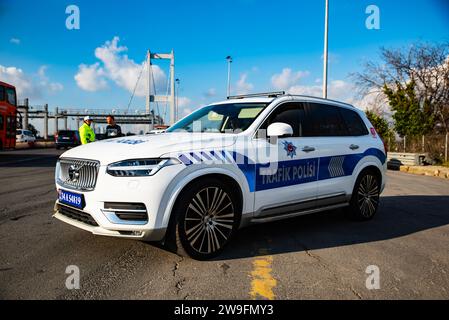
[167, 178, 241, 260]
[349, 170, 380, 220]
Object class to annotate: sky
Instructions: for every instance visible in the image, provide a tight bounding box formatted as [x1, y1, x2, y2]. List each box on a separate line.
[1, 0, 448, 132]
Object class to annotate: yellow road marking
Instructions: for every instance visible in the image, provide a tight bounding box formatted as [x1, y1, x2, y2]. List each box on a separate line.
[250, 250, 277, 300]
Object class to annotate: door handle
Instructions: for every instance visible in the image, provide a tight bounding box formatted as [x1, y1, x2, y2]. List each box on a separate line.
[302, 146, 315, 153]
[349, 144, 359, 150]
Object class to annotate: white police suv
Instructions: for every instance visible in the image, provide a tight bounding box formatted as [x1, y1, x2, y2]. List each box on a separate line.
[54, 92, 386, 260]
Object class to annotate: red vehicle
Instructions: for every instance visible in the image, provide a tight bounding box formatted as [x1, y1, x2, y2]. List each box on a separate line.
[0, 81, 17, 150]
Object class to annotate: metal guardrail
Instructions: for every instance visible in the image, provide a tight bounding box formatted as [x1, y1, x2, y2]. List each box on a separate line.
[387, 152, 428, 167]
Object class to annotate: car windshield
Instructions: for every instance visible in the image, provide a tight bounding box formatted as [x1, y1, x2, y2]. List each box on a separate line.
[167, 103, 268, 133]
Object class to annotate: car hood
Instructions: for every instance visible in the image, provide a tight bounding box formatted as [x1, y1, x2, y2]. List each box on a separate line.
[59, 132, 238, 165]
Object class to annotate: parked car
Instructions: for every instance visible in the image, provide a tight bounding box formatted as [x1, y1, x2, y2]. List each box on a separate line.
[54, 92, 386, 260]
[55, 130, 80, 149]
[16, 129, 36, 143]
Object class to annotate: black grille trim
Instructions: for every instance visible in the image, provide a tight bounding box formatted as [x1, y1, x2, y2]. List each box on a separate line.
[57, 203, 99, 227]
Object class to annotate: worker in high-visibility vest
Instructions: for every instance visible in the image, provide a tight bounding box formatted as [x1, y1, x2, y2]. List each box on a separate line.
[79, 116, 96, 145]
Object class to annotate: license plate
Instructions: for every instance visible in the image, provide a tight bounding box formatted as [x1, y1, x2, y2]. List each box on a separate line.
[58, 189, 85, 209]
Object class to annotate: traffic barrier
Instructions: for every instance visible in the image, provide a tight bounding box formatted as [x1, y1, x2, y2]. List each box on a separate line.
[387, 152, 427, 166]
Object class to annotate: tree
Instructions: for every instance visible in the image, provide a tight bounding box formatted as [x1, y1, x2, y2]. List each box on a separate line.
[383, 80, 434, 137]
[27, 123, 39, 137]
[365, 110, 393, 140]
[353, 42, 449, 135]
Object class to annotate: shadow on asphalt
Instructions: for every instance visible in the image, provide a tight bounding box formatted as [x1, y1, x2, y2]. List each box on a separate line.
[211, 195, 449, 260]
[0, 153, 60, 168]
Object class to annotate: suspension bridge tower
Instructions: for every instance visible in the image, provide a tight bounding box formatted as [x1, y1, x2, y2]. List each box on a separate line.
[146, 50, 176, 127]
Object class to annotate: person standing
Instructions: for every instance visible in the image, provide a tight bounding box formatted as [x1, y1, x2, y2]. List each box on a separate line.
[105, 115, 122, 138]
[79, 116, 96, 145]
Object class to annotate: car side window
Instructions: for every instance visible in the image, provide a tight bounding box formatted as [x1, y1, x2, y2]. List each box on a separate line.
[302, 103, 348, 137]
[339, 107, 368, 136]
[258, 103, 303, 138]
[0, 86, 4, 101]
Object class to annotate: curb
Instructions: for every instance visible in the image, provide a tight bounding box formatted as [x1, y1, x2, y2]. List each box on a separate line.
[398, 165, 449, 179]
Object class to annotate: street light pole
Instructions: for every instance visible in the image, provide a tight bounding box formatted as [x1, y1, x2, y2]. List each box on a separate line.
[175, 78, 180, 122]
[323, 0, 329, 99]
[226, 56, 232, 98]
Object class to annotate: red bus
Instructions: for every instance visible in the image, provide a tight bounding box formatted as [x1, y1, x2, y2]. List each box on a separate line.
[0, 81, 17, 150]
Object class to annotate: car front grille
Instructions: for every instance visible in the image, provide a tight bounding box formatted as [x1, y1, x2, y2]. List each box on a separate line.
[57, 203, 99, 227]
[58, 158, 100, 191]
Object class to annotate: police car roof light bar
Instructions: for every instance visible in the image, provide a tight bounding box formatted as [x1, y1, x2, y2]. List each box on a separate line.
[227, 91, 285, 100]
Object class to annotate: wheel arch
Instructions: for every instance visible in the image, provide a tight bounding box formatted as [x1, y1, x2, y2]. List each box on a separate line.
[357, 164, 383, 185]
[158, 168, 247, 235]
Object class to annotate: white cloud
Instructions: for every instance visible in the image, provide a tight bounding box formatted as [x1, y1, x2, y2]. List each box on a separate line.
[288, 80, 352, 101]
[38, 66, 64, 93]
[75, 36, 166, 96]
[235, 73, 253, 95]
[10, 38, 20, 45]
[271, 68, 310, 90]
[181, 108, 193, 117]
[204, 88, 217, 97]
[177, 97, 194, 118]
[49, 82, 64, 92]
[286, 79, 390, 114]
[74, 63, 107, 92]
[0, 65, 38, 98]
[177, 96, 191, 108]
[0, 64, 63, 99]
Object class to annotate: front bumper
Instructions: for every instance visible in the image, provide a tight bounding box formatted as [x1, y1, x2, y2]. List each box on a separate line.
[54, 164, 183, 241]
[53, 202, 166, 240]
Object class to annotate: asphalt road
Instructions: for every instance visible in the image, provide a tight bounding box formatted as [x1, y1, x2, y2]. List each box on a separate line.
[1, 148, 449, 299]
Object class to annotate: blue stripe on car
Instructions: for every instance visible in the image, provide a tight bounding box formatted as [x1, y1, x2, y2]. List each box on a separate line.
[178, 148, 385, 192]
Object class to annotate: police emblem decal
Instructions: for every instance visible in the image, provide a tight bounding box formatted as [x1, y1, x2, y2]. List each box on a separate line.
[282, 141, 297, 159]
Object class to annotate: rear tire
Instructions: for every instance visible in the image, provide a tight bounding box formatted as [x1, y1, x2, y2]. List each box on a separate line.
[348, 170, 380, 221]
[166, 177, 241, 260]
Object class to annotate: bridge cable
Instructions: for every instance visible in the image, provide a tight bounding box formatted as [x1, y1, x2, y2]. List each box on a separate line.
[126, 55, 146, 114]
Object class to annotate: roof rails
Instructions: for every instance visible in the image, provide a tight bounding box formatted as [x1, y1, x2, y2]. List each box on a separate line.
[227, 91, 285, 100]
[225, 92, 356, 109]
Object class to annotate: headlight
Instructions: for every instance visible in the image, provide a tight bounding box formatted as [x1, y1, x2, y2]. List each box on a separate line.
[106, 158, 180, 177]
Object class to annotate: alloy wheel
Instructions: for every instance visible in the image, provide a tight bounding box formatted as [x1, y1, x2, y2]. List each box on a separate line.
[357, 174, 379, 218]
[183, 187, 235, 254]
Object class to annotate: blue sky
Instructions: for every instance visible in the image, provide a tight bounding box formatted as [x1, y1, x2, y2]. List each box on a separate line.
[1, 0, 448, 127]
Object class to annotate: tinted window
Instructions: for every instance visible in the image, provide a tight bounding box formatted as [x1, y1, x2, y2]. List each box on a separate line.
[260, 103, 302, 137]
[6, 116, 16, 138]
[339, 108, 368, 136]
[6, 88, 16, 106]
[0, 86, 4, 101]
[302, 103, 347, 137]
[58, 130, 76, 137]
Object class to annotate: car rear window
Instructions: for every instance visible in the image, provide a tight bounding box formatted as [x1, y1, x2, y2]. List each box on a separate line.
[339, 107, 369, 136]
[59, 131, 75, 137]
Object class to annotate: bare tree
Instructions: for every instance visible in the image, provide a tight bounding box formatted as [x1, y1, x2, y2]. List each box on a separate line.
[353, 42, 449, 133]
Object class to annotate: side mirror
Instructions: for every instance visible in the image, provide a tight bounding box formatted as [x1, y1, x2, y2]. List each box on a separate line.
[267, 122, 293, 138]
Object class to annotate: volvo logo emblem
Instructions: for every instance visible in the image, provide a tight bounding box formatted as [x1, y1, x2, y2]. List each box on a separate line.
[68, 164, 80, 182]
